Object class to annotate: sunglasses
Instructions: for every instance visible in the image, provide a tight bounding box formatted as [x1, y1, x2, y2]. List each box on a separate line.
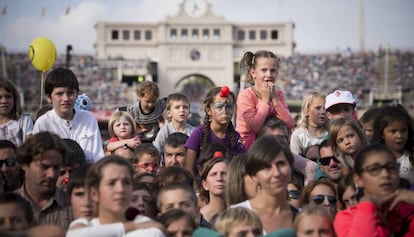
[318, 156, 340, 166]
[311, 194, 337, 206]
[361, 162, 399, 176]
[287, 190, 301, 200]
[0, 158, 16, 167]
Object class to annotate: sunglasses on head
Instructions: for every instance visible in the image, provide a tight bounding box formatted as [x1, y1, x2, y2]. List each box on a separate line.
[311, 194, 337, 206]
[0, 158, 16, 167]
[318, 156, 340, 166]
[287, 190, 301, 200]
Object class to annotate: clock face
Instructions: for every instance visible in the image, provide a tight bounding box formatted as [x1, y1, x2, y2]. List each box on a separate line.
[184, 0, 207, 18]
[190, 49, 201, 61]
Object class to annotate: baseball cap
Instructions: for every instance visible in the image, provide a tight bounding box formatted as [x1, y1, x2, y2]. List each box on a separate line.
[325, 90, 355, 111]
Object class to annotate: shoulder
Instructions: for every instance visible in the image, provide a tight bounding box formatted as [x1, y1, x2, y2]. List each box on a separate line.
[230, 200, 250, 209]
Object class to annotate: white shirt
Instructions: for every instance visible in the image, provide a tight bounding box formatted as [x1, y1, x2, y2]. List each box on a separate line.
[0, 114, 33, 147]
[397, 150, 414, 184]
[33, 108, 104, 162]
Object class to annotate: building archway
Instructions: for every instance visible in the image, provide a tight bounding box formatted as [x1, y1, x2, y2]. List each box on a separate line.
[175, 74, 215, 126]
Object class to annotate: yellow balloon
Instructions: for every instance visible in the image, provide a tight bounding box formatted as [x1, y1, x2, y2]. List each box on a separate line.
[28, 37, 56, 72]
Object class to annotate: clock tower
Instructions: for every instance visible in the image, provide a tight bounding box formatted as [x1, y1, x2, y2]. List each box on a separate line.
[184, 0, 208, 18]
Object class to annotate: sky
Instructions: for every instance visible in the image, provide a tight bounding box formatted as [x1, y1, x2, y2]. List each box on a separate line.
[0, 0, 413, 55]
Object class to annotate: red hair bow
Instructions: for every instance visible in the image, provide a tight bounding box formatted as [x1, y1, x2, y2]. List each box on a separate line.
[213, 151, 224, 159]
[219, 86, 230, 97]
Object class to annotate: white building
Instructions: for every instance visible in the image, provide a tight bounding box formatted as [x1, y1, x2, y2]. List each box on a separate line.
[94, 0, 294, 115]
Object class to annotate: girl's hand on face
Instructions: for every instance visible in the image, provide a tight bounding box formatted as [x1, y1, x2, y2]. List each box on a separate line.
[389, 189, 414, 210]
[257, 81, 273, 103]
[360, 192, 397, 209]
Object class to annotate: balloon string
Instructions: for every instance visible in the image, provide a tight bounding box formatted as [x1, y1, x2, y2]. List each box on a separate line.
[40, 72, 44, 109]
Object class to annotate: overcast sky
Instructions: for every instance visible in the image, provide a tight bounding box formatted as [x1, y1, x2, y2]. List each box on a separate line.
[1, 0, 413, 55]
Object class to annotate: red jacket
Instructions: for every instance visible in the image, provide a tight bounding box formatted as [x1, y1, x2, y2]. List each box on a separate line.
[334, 201, 414, 237]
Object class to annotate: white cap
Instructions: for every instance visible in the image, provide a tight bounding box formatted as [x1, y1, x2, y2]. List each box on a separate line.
[325, 90, 356, 110]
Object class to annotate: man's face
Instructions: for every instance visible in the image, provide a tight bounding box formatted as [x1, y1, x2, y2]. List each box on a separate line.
[0, 148, 19, 188]
[22, 149, 63, 197]
[319, 146, 343, 183]
[46, 87, 77, 119]
[163, 145, 186, 167]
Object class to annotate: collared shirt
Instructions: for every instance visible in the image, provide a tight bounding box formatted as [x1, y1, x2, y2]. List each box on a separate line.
[15, 184, 74, 230]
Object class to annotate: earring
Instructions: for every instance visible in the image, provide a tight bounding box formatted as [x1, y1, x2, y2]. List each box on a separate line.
[257, 183, 262, 190]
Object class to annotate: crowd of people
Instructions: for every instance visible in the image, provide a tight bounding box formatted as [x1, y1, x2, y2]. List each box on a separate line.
[0, 49, 413, 237]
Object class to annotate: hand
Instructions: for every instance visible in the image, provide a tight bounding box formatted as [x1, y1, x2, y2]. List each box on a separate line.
[389, 189, 414, 210]
[128, 136, 141, 148]
[360, 192, 397, 209]
[255, 81, 274, 103]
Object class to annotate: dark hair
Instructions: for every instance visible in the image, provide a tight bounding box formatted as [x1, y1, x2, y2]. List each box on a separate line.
[16, 132, 69, 165]
[240, 50, 280, 83]
[0, 192, 34, 224]
[0, 79, 22, 120]
[133, 143, 160, 163]
[300, 179, 336, 205]
[359, 107, 381, 124]
[201, 87, 238, 156]
[62, 139, 86, 167]
[318, 139, 332, 158]
[353, 143, 396, 175]
[166, 93, 190, 111]
[156, 183, 197, 210]
[245, 135, 293, 176]
[0, 140, 17, 151]
[86, 155, 134, 191]
[372, 105, 414, 159]
[44, 67, 79, 96]
[336, 173, 355, 209]
[165, 132, 189, 148]
[157, 209, 197, 231]
[257, 117, 289, 139]
[67, 164, 92, 196]
[225, 154, 248, 206]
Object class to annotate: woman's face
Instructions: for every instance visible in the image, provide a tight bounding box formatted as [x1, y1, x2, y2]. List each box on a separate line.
[252, 152, 291, 196]
[202, 161, 228, 197]
[296, 214, 335, 237]
[91, 164, 133, 218]
[287, 183, 302, 209]
[354, 150, 399, 197]
[342, 185, 357, 208]
[309, 184, 337, 218]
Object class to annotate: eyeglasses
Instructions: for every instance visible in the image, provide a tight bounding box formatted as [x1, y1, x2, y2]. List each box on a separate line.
[361, 162, 399, 176]
[0, 158, 16, 167]
[288, 190, 301, 200]
[212, 102, 234, 114]
[318, 156, 340, 166]
[311, 195, 337, 206]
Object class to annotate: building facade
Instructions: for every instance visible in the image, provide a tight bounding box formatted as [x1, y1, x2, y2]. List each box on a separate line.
[94, 0, 294, 115]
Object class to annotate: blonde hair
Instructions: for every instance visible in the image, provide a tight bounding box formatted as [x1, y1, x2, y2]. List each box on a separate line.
[214, 207, 262, 236]
[298, 91, 326, 128]
[108, 111, 136, 138]
[328, 117, 367, 156]
[293, 205, 334, 234]
[135, 81, 159, 98]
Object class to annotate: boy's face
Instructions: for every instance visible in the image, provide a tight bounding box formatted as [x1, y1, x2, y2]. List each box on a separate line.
[46, 87, 77, 119]
[138, 93, 157, 114]
[0, 203, 30, 231]
[134, 154, 160, 174]
[326, 104, 354, 120]
[70, 186, 97, 220]
[130, 189, 150, 215]
[158, 189, 199, 220]
[361, 121, 374, 142]
[163, 144, 186, 167]
[167, 100, 190, 124]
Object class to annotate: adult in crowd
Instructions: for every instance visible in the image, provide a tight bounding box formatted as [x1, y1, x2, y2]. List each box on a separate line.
[0, 140, 22, 192]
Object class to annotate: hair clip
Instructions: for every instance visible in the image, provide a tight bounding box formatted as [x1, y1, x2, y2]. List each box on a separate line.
[213, 151, 223, 159]
[219, 86, 230, 97]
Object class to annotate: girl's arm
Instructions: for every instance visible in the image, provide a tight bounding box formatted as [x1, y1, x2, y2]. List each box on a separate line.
[272, 90, 295, 129]
[185, 149, 199, 190]
[106, 137, 141, 153]
[238, 89, 272, 134]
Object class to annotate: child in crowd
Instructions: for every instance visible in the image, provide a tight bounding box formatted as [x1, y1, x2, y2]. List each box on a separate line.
[329, 117, 367, 173]
[334, 144, 414, 236]
[290, 91, 328, 160]
[132, 143, 161, 175]
[325, 89, 356, 120]
[337, 174, 357, 210]
[33, 67, 104, 162]
[120, 81, 166, 143]
[293, 205, 335, 237]
[372, 105, 414, 184]
[57, 139, 86, 193]
[157, 209, 197, 237]
[236, 50, 295, 149]
[0, 79, 33, 147]
[162, 132, 189, 167]
[67, 155, 164, 236]
[214, 207, 263, 237]
[358, 107, 381, 143]
[185, 86, 245, 182]
[0, 192, 33, 231]
[153, 92, 194, 152]
[67, 164, 96, 220]
[105, 111, 141, 155]
[130, 182, 150, 216]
